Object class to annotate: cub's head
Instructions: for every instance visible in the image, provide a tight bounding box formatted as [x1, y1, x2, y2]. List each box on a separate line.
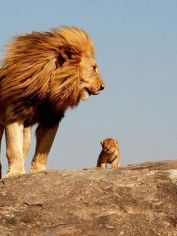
[100, 138, 119, 154]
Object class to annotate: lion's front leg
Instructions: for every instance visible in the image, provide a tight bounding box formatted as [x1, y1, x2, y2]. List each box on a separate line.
[23, 127, 32, 160]
[31, 123, 59, 173]
[112, 158, 119, 169]
[5, 122, 25, 177]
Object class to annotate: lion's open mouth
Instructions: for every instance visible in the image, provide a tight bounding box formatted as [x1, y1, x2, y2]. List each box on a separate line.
[85, 88, 100, 96]
[81, 86, 104, 100]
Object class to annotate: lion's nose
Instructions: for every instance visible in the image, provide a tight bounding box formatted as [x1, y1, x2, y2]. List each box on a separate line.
[99, 84, 105, 91]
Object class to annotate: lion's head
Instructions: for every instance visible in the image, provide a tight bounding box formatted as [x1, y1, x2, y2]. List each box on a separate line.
[0, 26, 105, 112]
[100, 138, 119, 154]
[47, 26, 105, 109]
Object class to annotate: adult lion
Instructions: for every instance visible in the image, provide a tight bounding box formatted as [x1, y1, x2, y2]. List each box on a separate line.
[0, 26, 105, 177]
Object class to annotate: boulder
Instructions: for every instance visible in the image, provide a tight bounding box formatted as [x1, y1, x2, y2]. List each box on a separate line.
[0, 160, 177, 235]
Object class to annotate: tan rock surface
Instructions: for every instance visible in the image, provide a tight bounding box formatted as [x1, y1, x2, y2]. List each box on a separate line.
[0, 160, 177, 235]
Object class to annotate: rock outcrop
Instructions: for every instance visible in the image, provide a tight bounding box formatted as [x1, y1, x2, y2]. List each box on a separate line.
[1, 160, 177, 235]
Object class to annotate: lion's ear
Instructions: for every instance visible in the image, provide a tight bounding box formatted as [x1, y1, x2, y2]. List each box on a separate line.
[56, 47, 76, 67]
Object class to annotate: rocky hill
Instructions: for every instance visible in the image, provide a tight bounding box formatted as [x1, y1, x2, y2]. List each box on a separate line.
[0, 160, 177, 236]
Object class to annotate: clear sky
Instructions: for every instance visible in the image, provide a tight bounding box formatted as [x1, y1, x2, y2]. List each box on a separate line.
[1, 0, 177, 173]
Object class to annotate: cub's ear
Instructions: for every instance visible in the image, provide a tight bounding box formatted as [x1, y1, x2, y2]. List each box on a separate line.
[56, 47, 77, 67]
[100, 141, 104, 146]
[115, 139, 119, 145]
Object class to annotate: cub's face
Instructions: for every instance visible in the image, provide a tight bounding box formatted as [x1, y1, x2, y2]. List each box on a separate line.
[100, 138, 118, 154]
[79, 54, 105, 100]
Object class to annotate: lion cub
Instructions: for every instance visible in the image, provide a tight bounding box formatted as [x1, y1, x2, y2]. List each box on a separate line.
[97, 138, 120, 169]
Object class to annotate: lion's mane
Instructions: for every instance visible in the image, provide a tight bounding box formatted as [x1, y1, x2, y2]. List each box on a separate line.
[0, 26, 95, 126]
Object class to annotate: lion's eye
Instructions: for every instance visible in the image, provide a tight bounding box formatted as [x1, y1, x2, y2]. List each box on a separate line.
[93, 65, 97, 73]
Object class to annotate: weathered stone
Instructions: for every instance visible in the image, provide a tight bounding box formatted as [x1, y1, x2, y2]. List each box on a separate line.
[0, 160, 177, 235]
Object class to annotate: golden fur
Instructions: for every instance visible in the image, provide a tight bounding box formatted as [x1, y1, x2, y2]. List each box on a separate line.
[97, 138, 121, 169]
[0, 26, 104, 177]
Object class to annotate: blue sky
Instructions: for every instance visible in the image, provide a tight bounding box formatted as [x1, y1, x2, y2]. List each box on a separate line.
[1, 0, 177, 173]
